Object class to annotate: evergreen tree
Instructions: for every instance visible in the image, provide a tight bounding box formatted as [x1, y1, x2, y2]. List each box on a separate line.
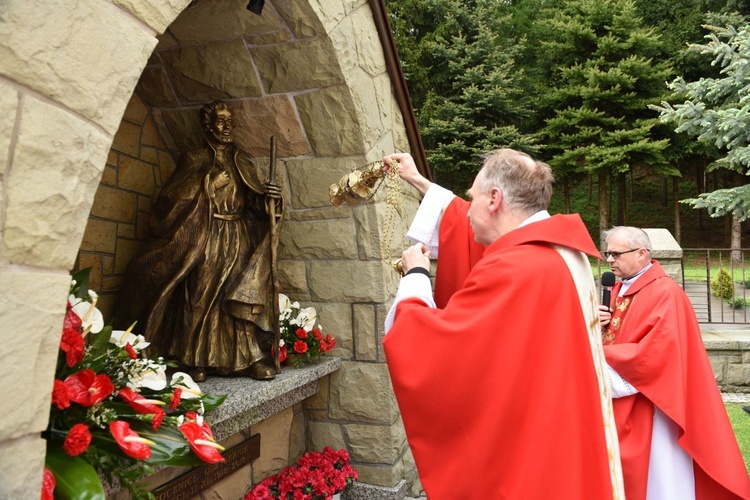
[653, 17, 750, 257]
[385, 0, 535, 191]
[532, 0, 676, 240]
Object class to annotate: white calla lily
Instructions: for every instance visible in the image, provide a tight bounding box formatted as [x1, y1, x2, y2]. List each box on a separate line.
[295, 307, 317, 332]
[170, 371, 202, 399]
[69, 295, 104, 334]
[109, 330, 151, 351]
[128, 363, 167, 391]
[278, 293, 291, 313]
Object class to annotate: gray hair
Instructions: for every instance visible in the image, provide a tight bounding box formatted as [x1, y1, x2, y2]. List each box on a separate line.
[604, 226, 653, 258]
[474, 149, 554, 216]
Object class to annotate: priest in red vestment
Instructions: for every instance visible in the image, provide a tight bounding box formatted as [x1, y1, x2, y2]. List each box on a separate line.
[382, 150, 624, 499]
[599, 226, 750, 500]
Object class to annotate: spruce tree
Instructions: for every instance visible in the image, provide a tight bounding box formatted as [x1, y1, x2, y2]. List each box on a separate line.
[653, 17, 750, 258]
[532, 0, 676, 240]
[386, 0, 535, 191]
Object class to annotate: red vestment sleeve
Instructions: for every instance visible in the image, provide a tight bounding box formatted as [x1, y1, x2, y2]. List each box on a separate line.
[433, 198, 485, 308]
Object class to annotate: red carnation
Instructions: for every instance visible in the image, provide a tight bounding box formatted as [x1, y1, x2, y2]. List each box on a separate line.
[51, 379, 70, 410]
[64, 369, 114, 407]
[169, 388, 182, 410]
[325, 334, 336, 350]
[41, 467, 55, 500]
[179, 421, 224, 464]
[119, 387, 161, 414]
[63, 423, 91, 456]
[110, 420, 151, 460]
[152, 409, 165, 430]
[293, 340, 308, 354]
[295, 328, 307, 339]
[318, 340, 328, 353]
[312, 328, 323, 340]
[60, 327, 85, 367]
[124, 343, 138, 360]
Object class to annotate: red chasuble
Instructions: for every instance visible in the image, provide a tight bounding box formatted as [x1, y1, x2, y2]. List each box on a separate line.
[603, 262, 750, 500]
[384, 207, 614, 499]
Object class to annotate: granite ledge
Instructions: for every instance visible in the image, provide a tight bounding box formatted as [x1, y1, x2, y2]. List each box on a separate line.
[201, 357, 342, 440]
[344, 480, 407, 500]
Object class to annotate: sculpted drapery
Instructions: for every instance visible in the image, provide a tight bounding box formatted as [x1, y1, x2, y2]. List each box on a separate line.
[117, 101, 282, 380]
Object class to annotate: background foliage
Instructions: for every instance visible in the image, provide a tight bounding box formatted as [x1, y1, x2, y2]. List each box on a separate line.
[385, 0, 750, 247]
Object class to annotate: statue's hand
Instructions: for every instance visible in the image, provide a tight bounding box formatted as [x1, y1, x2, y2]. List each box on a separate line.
[264, 181, 282, 200]
[212, 170, 230, 190]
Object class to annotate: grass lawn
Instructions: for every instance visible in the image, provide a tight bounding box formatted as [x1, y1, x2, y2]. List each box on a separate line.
[727, 403, 750, 475]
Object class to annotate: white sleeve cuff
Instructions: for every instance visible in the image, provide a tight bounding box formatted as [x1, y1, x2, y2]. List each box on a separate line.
[384, 273, 435, 333]
[607, 364, 639, 398]
[406, 184, 455, 258]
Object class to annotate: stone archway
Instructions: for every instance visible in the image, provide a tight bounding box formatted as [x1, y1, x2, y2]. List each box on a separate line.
[0, 0, 419, 497]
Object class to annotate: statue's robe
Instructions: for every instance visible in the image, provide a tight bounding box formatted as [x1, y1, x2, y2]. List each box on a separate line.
[117, 141, 278, 373]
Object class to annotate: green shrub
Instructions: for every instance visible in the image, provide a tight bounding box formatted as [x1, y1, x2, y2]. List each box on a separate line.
[711, 268, 735, 301]
[731, 297, 748, 309]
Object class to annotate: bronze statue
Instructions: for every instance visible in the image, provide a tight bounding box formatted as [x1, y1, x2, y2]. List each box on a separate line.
[116, 101, 283, 381]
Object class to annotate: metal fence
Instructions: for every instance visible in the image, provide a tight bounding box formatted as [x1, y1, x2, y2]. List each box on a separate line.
[681, 248, 750, 325]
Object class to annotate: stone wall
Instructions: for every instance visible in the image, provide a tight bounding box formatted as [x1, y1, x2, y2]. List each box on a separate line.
[705, 333, 750, 393]
[77, 95, 177, 319]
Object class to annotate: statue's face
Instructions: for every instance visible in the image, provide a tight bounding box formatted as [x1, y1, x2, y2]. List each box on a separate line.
[208, 108, 234, 144]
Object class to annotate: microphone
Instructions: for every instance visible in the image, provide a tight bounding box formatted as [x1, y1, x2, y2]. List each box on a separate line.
[601, 272, 616, 309]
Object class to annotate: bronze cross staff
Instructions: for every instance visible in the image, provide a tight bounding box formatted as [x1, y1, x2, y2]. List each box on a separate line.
[268, 136, 282, 374]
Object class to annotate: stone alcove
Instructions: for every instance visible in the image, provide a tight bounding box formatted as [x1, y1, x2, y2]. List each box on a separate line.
[0, 0, 424, 497]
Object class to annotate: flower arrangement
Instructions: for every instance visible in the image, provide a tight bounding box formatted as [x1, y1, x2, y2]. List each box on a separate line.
[273, 294, 336, 368]
[42, 269, 227, 500]
[245, 447, 358, 500]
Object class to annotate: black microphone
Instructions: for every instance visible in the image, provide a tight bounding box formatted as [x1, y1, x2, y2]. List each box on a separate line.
[601, 272, 616, 309]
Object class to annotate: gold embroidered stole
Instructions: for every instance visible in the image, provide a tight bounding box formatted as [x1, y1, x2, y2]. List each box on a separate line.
[602, 295, 635, 345]
[553, 245, 625, 500]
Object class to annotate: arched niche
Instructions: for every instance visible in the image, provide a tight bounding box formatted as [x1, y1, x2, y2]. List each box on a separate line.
[0, 0, 418, 496]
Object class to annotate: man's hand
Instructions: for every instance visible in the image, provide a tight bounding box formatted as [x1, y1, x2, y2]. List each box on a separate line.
[598, 304, 612, 327]
[383, 153, 431, 195]
[401, 243, 431, 274]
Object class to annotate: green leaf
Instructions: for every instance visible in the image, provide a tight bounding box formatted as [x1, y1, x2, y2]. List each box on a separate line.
[70, 269, 91, 300]
[89, 325, 112, 352]
[46, 445, 105, 500]
[200, 393, 227, 411]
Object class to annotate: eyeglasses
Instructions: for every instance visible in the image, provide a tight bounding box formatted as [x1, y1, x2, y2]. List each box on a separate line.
[602, 248, 642, 259]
